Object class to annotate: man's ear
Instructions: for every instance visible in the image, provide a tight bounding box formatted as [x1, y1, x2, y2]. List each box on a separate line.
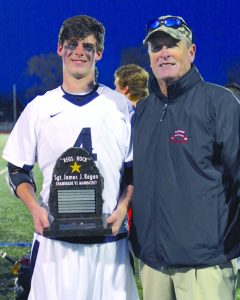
[189, 44, 196, 62]
[95, 50, 103, 62]
[57, 44, 63, 57]
[123, 85, 129, 95]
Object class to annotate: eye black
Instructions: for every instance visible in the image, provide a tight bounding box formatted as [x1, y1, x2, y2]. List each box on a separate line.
[83, 44, 96, 53]
[64, 43, 77, 50]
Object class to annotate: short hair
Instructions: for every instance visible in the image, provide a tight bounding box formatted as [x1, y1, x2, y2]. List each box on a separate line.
[58, 15, 105, 52]
[183, 36, 193, 48]
[114, 64, 149, 101]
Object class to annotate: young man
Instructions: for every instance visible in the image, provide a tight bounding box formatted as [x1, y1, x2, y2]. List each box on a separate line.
[130, 15, 240, 300]
[114, 64, 149, 107]
[3, 15, 139, 300]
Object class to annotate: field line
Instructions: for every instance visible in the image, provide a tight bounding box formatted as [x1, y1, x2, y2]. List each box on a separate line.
[0, 242, 32, 247]
[0, 167, 7, 176]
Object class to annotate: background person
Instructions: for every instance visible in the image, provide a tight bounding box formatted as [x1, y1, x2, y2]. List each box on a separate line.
[130, 15, 240, 300]
[2, 15, 139, 300]
[114, 64, 149, 232]
[114, 64, 149, 107]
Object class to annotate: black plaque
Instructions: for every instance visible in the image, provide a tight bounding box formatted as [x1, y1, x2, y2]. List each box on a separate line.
[43, 147, 112, 237]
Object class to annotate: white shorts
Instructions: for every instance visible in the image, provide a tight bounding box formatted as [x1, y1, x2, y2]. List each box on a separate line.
[28, 233, 139, 300]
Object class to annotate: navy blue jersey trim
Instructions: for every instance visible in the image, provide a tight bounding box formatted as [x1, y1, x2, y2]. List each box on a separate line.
[29, 240, 39, 281]
[23, 164, 34, 171]
[122, 165, 133, 186]
[125, 161, 133, 168]
[61, 85, 99, 107]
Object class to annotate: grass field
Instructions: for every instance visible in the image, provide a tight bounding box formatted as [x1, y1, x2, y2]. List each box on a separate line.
[1, 133, 240, 300]
[0, 133, 34, 300]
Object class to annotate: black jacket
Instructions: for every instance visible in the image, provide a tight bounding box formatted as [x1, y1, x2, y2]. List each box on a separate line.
[130, 66, 240, 269]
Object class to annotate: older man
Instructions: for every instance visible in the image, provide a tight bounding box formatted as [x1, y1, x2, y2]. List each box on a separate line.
[130, 15, 240, 300]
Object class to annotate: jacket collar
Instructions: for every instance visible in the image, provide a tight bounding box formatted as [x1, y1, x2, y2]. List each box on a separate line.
[150, 65, 203, 101]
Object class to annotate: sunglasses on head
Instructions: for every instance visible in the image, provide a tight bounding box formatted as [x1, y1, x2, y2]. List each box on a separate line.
[146, 17, 190, 33]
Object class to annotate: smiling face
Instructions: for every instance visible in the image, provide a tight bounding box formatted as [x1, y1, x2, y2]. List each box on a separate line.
[57, 35, 102, 82]
[148, 31, 196, 92]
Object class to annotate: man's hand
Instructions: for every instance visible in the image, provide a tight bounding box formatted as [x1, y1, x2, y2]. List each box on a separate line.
[107, 204, 128, 235]
[16, 182, 49, 235]
[107, 184, 134, 235]
[31, 205, 49, 235]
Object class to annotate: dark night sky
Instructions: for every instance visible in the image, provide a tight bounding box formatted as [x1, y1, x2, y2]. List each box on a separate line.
[1, 0, 240, 98]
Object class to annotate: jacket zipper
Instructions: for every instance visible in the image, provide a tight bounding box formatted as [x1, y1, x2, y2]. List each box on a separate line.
[160, 103, 168, 122]
[153, 100, 168, 269]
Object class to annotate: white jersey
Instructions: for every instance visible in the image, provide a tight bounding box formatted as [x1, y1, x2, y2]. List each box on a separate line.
[3, 84, 133, 215]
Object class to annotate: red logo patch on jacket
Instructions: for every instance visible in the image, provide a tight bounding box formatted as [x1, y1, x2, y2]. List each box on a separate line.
[170, 129, 188, 144]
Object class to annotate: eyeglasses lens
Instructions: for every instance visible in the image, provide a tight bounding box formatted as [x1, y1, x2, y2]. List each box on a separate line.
[164, 18, 182, 28]
[147, 17, 183, 32]
[146, 19, 160, 32]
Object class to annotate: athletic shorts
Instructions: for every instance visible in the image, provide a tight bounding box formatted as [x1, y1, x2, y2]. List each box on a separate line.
[28, 233, 139, 300]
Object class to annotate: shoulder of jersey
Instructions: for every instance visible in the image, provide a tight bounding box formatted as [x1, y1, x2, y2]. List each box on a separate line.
[22, 87, 64, 121]
[98, 84, 124, 100]
[98, 84, 130, 111]
[26, 87, 62, 108]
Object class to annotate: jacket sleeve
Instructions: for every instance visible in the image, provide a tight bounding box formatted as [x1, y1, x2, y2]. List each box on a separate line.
[214, 90, 240, 186]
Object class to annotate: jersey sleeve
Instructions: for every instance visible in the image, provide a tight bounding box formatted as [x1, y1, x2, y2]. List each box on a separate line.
[2, 101, 38, 168]
[124, 97, 134, 165]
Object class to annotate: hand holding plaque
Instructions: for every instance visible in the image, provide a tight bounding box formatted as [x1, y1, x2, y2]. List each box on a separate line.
[43, 147, 112, 237]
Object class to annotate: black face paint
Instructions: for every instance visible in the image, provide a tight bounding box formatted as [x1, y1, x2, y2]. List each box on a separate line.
[82, 43, 96, 54]
[64, 41, 96, 54]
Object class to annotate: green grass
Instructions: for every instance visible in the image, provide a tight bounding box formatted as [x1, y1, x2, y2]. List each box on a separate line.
[134, 260, 143, 300]
[0, 133, 37, 299]
[0, 134, 8, 169]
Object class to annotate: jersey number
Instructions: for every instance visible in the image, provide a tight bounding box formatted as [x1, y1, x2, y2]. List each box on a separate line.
[74, 128, 97, 161]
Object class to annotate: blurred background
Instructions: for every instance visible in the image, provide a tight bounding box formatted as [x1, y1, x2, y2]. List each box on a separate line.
[1, 1, 240, 297]
[1, 0, 240, 131]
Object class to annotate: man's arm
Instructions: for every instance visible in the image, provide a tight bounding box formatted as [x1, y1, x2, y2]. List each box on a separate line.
[16, 183, 49, 235]
[107, 184, 134, 235]
[7, 163, 49, 235]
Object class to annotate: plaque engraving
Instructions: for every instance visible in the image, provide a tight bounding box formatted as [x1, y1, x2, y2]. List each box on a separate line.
[43, 147, 112, 237]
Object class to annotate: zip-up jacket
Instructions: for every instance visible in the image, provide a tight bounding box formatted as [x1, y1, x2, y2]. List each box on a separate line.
[130, 66, 240, 269]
